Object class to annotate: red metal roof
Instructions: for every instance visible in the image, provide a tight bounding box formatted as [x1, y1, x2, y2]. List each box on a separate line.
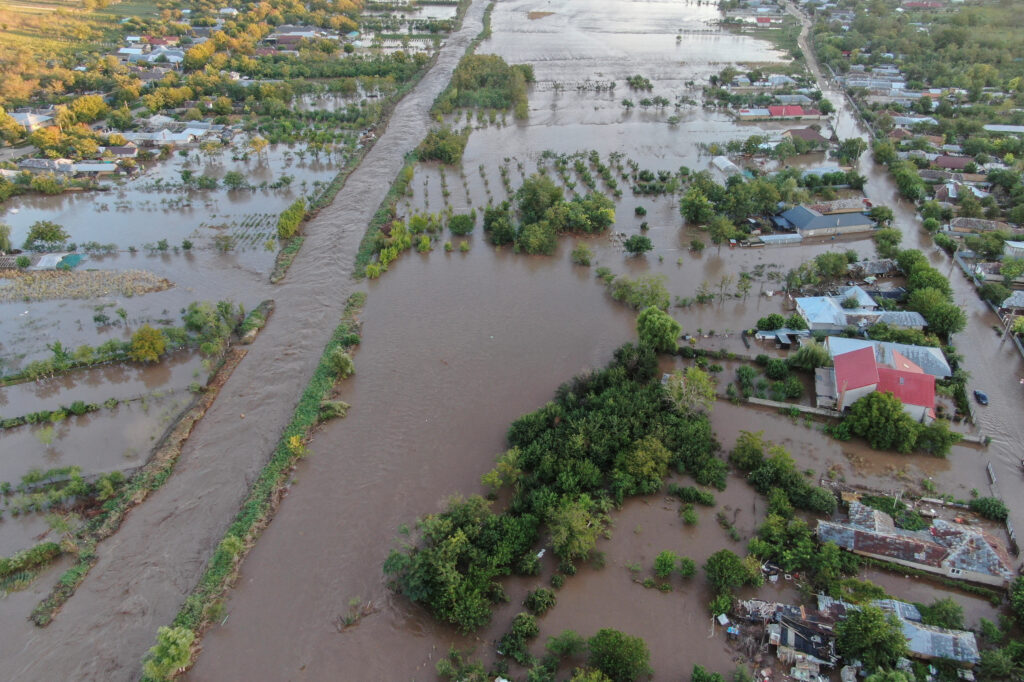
[877, 367, 935, 408]
[935, 155, 972, 170]
[834, 347, 878, 391]
[768, 105, 804, 117]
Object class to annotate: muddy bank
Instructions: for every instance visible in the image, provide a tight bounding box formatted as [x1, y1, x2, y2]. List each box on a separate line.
[0, 1, 489, 678]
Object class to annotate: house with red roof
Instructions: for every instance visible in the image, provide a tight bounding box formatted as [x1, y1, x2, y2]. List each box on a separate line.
[817, 346, 936, 421]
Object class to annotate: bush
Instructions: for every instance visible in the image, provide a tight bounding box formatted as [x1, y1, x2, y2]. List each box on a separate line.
[654, 550, 679, 578]
[677, 556, 696, 578]
[969, 497, 1009, 522]
[571, 243, 594, 266]
[524, 588, 557, 615]
[416, 126, 470, 165]
[448, 212, 475, 235]
[142, 626, 194, 680]
[328, 348, 355, 380]
[623, 235, 653, 256]
[276, 198, 307, 239]
[763, 359, 788, 380]
[587, 629, 652, 682]
[16, 255, 30, 268]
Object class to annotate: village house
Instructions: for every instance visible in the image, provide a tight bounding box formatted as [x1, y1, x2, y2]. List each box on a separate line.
[824, 336, 952, 377]
[934, 155, 974, 171]
[934, 182, 989, 204]
[999, 290, 1024, 314]
[949, 217, 1012, 233]
[815, 345, 935, 420]
[17, 158, 75, 175]
[783, 127, 830, 145]
[773, 204, 875, 237]
[10, 111, 54, 132]
[817, 501, 1016, 589]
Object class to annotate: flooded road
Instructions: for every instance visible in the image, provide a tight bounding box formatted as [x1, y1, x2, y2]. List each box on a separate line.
[786, 0, 1024, 535]
[0, 1, 490, 679]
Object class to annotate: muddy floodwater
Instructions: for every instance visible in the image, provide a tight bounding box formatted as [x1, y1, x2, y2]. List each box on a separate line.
[187, 1, 1020, 680]
[3, 0, 1022, 679]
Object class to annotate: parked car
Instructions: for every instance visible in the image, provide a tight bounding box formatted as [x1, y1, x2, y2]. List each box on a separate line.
[973, 390, 989, 406]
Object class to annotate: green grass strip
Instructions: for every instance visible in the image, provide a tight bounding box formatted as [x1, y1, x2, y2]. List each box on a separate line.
[353, 156, 415, 278]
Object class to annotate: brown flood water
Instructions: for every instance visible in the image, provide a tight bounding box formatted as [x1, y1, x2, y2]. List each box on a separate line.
[188, 2, 1023, 681]
[2, 0, 1020, 680]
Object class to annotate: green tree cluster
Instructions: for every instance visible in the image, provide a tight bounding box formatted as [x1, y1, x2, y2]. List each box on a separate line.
[385, 345, 720, 631]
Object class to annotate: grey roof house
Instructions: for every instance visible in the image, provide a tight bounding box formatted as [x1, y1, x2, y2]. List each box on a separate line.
[776, 205, 875, 237]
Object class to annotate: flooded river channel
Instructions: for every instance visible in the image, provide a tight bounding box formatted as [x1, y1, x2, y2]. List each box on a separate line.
[1, 0, 1021, 679]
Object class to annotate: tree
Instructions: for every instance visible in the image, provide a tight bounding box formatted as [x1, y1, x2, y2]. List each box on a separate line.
[788, 340, 831, 371]
[835, 606, 908, 672]
[680, 187, 715, 224]
[587, 629, 652, 682]
[614, 436, 672, 497]
[129, 324, 167, 363]
[636, 307, 681, 353]
[691, 666, 725, 682]
[248, 136, 269, 161]
[22, 220, 69, 250]
[869, 206, 894, 226]
[666, 367, 716, 414]
[815, 252, 848, 281]
[907, 287, 965, 338]
[836, 137, 868, 164]
[708, 215, 734, 252]
[703, 549, 751, 594]
[222, 170, 246, 190]
[841, 391, 919, 453]
[0, 223, 11, 253]
[142, 626, 194, 680]
[1011, 576, 1024, 626]
[448, 213, 475, 236]
[549, 495, 606, 560]
[756, 313, 786, 331]
[874, 228, 902, 258]
[516, 173, 564, 224]
[624, 235, 653, 256]
[864, 671, 912, 682]
[571, 669, 614, 682]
